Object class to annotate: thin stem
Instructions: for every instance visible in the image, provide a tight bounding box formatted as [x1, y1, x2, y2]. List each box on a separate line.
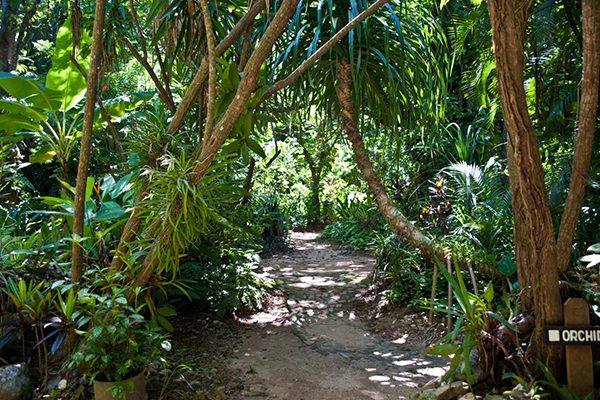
[198, 0, 216, 142]
[263, 0, 390, 100]
[119, 37, 176, 113]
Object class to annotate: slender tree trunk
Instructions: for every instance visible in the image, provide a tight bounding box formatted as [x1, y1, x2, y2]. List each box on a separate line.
[556, 0, 600, 271]
[337, 57, 447, 263]
[71, 0, 108, 283]
[0, 0, 15, 72]
[487, 0, 563, 375]
[243, 157, 256, 193]
[109, 2, 267, 269]
[295, 129, 322, 221]
[506, 138, 533, 310]
[310, 170, 321, 221]
[126, 0, 301, 302]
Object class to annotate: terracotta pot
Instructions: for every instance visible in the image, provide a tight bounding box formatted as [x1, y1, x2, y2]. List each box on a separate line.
[93, 371, 147, 400]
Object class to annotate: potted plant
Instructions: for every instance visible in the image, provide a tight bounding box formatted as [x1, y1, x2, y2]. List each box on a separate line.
[70, 287, 169, 400]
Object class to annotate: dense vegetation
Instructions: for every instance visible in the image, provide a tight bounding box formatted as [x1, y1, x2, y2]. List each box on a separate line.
[0, 0, 598, 398]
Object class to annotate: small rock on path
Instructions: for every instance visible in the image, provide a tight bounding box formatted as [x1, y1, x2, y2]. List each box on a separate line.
[228, 232, 448, 399]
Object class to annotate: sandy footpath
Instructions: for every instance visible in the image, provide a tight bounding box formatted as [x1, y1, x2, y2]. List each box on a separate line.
[226, 232, 447, 400]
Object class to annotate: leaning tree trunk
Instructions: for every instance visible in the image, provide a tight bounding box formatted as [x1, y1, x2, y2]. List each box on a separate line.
[506, 139, 533, 310]
[310, 170, 321, 221]
[556, 0, 600, 272]
[336, 57, 447, 264]
[125, 0, 301, 302]
[71, 0, 108, 283]
[487, 0, 563, 376]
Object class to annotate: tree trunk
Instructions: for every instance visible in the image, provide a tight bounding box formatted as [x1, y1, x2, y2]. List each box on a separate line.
[108, 1, 268, 270]
[310, 170, 321, 221]
[556, 0, 600, 271]
[487, 0, 563, 375]
[337, 57, 447, 264]
[243, 157, 256, 193]
[506, 139, 533, 310]
[71, 0, 108, 283]
[0, 0, 16, 72]
[126, 0, 301, 301]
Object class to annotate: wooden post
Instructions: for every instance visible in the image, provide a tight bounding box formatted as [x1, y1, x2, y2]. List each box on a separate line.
[564, 298, 595, 399]
[429, 261, 439, 325]
[447, 256, 453, 332]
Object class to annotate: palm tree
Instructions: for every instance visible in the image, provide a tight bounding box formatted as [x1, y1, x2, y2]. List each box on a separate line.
[270, 0, 450, 261]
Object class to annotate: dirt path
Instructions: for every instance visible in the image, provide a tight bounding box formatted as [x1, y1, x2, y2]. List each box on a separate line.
[226, 232, 447, 400]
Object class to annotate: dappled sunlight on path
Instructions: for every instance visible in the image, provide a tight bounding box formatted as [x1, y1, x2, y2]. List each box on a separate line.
[228, 232, 447, 399]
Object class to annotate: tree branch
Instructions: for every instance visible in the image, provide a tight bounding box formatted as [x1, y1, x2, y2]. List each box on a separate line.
[119, 37, 176, 113]
[557, 0, 599, 271]
[167, 0, 267, 135]
[198, 0, 216, 141]
[129, 0, 148, 58]
[71, 0, 109, 283]
[263, 0, 390, 100]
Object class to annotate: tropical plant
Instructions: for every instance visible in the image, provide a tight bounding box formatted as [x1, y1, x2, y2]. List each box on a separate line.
[0, 16, 90, 193]
[69, 286, 169, 386]
[428, 260, 516, 385]
[179, 247, 272, 316]
[373, 232, 431, 306]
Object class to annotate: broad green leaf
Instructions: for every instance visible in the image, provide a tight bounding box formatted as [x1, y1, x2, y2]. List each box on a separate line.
[85, 176, 95, 202]
[0, 72, 62, 110]
[221, 139, 243, 154]
[109, 173, 134, 199]
[254, 113, 277, 123]
[157, 307, 177, 317]
[99, 175, 116, 200]
[497, 254, 516, 276]
[462, 333, 475, 385]
[0, 114, 42, 135]
[46, 16, 91, 111]
[94, 201, 128, 221]
[228, 62, 240, 88]
[245, 138, 266, 158]
[484, 282, 494, 305]
[0, 100, 47, 122]
[156, 315, 174, 332]
[38, 195, 74, 208]
[428, 343, 459, 356]
[242, 112, 253, 137]
[29, 146, 56, 163]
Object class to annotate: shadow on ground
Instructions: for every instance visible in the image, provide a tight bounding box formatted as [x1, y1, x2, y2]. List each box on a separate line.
[228, 232, 448, 400]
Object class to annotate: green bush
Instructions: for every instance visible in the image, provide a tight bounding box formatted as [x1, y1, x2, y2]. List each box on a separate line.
[322, 196, 388, 250]
[179, 248, 273, 317]
[373, 233, 433, 307]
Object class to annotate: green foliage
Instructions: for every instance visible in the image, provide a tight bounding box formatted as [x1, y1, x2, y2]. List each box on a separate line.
[36, 173, 133, 261]
[248, 192, 289, 250]
[428, 260, 515, 385]
[45, 16, 91, 112]
[69, 286, 169, 384]
[373, 233, 431, 306]
[322, 195, 388, 250]
[179, 248, 273, 317]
